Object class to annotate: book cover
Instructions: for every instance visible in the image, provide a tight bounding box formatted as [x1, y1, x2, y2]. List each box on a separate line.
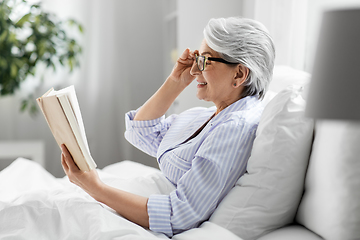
[36, 86, 96, 172]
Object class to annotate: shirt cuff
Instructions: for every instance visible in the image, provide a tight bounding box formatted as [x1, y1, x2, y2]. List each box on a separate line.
[125, 110, 164, 131]
[147, 194, 173, 237]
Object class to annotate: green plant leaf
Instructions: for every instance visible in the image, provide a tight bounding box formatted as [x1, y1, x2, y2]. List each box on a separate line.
[78, 24, 84, 33]
[20, 99, 28, 111]
[0, 57, 8, 68]
[10, 63, 18, 78]
[15, 13, 31, 27]
[0, 30, 8, 42]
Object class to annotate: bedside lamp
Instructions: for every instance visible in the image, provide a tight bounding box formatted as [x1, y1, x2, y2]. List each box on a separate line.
[305, 8, 360, 120]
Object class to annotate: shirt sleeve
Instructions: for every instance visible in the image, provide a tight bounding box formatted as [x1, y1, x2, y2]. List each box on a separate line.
[147, 119, 258, 236]
[124, 109, 177, 157]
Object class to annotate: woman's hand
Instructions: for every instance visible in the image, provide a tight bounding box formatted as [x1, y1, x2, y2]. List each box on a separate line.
[60, 144, 150, 228]
[61, 144, 103, 198]
[168, 48, 198, 87]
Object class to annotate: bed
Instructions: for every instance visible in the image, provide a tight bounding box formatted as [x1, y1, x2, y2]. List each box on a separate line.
[0, 66, 318, 240]
[0, 158, 240, 239]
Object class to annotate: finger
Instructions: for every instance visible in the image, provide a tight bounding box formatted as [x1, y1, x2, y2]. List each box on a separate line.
[61, 144, 81, 172]
[188, 50, 198, 63]
[178, 48, 190, 61]
[192, 50, 199, 57]
[61, 153, 69, 172]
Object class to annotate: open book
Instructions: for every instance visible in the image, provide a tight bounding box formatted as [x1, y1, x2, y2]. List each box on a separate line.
[36, 85, 97, 172]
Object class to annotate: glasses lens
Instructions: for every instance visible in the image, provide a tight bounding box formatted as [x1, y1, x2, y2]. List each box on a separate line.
[197, 56, 205, 71]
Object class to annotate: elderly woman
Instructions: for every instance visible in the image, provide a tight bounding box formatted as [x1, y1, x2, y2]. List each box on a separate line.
[61, 16, 275, 237]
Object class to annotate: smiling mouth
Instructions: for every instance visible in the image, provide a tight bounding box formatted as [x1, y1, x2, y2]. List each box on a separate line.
[198, 82, 207, 85]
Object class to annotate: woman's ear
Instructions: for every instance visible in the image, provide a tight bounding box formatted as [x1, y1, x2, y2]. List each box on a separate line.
[233, 64, 249, 87]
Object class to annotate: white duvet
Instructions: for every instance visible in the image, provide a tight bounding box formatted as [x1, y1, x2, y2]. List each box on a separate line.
[0, 158, 240, 240]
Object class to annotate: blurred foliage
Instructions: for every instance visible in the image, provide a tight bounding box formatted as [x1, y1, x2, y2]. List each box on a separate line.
[0, 0, 83, 115]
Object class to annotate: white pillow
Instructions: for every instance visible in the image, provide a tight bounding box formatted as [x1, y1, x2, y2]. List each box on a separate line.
[296, 120, 360, 240]
[262, 65, 310, 107]
[270, 65, 310, 93]
[210, 85, 314, 240]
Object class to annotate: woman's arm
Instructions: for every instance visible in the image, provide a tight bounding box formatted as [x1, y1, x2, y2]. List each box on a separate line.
[60, 49, 196, 230]
[61, 144, 149, 228]
[134, 48, 197, 121]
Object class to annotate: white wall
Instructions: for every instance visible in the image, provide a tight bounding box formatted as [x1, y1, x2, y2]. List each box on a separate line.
[304, 0, 360, 72]
[249, 0, 308, 70]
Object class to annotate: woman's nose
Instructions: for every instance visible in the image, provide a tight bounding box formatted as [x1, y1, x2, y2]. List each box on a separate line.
[190, 61, 201, 76]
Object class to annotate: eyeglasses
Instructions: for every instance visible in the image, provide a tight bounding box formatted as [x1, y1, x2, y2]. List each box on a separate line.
[195, 54, 236, 71]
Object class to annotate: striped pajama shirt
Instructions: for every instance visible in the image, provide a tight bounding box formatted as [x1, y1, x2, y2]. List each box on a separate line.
[124, 95, 263, 237]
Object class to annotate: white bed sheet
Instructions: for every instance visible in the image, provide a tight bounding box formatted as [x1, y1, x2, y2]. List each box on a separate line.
[0, 158, 241, 240]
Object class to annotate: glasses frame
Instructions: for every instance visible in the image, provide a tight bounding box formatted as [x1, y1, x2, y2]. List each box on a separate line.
[195, 54, 237, 71]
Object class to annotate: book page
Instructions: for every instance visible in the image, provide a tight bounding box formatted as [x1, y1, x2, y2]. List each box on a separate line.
[57, 95, 96, 170]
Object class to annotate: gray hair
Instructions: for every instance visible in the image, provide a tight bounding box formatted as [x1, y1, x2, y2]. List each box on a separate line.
[204, 17, 275, 99]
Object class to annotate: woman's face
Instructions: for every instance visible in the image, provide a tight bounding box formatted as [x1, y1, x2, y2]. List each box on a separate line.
[190, 40, 244, 110]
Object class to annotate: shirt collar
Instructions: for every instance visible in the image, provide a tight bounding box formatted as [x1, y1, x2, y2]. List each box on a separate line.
[212, 95, 261, 120]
